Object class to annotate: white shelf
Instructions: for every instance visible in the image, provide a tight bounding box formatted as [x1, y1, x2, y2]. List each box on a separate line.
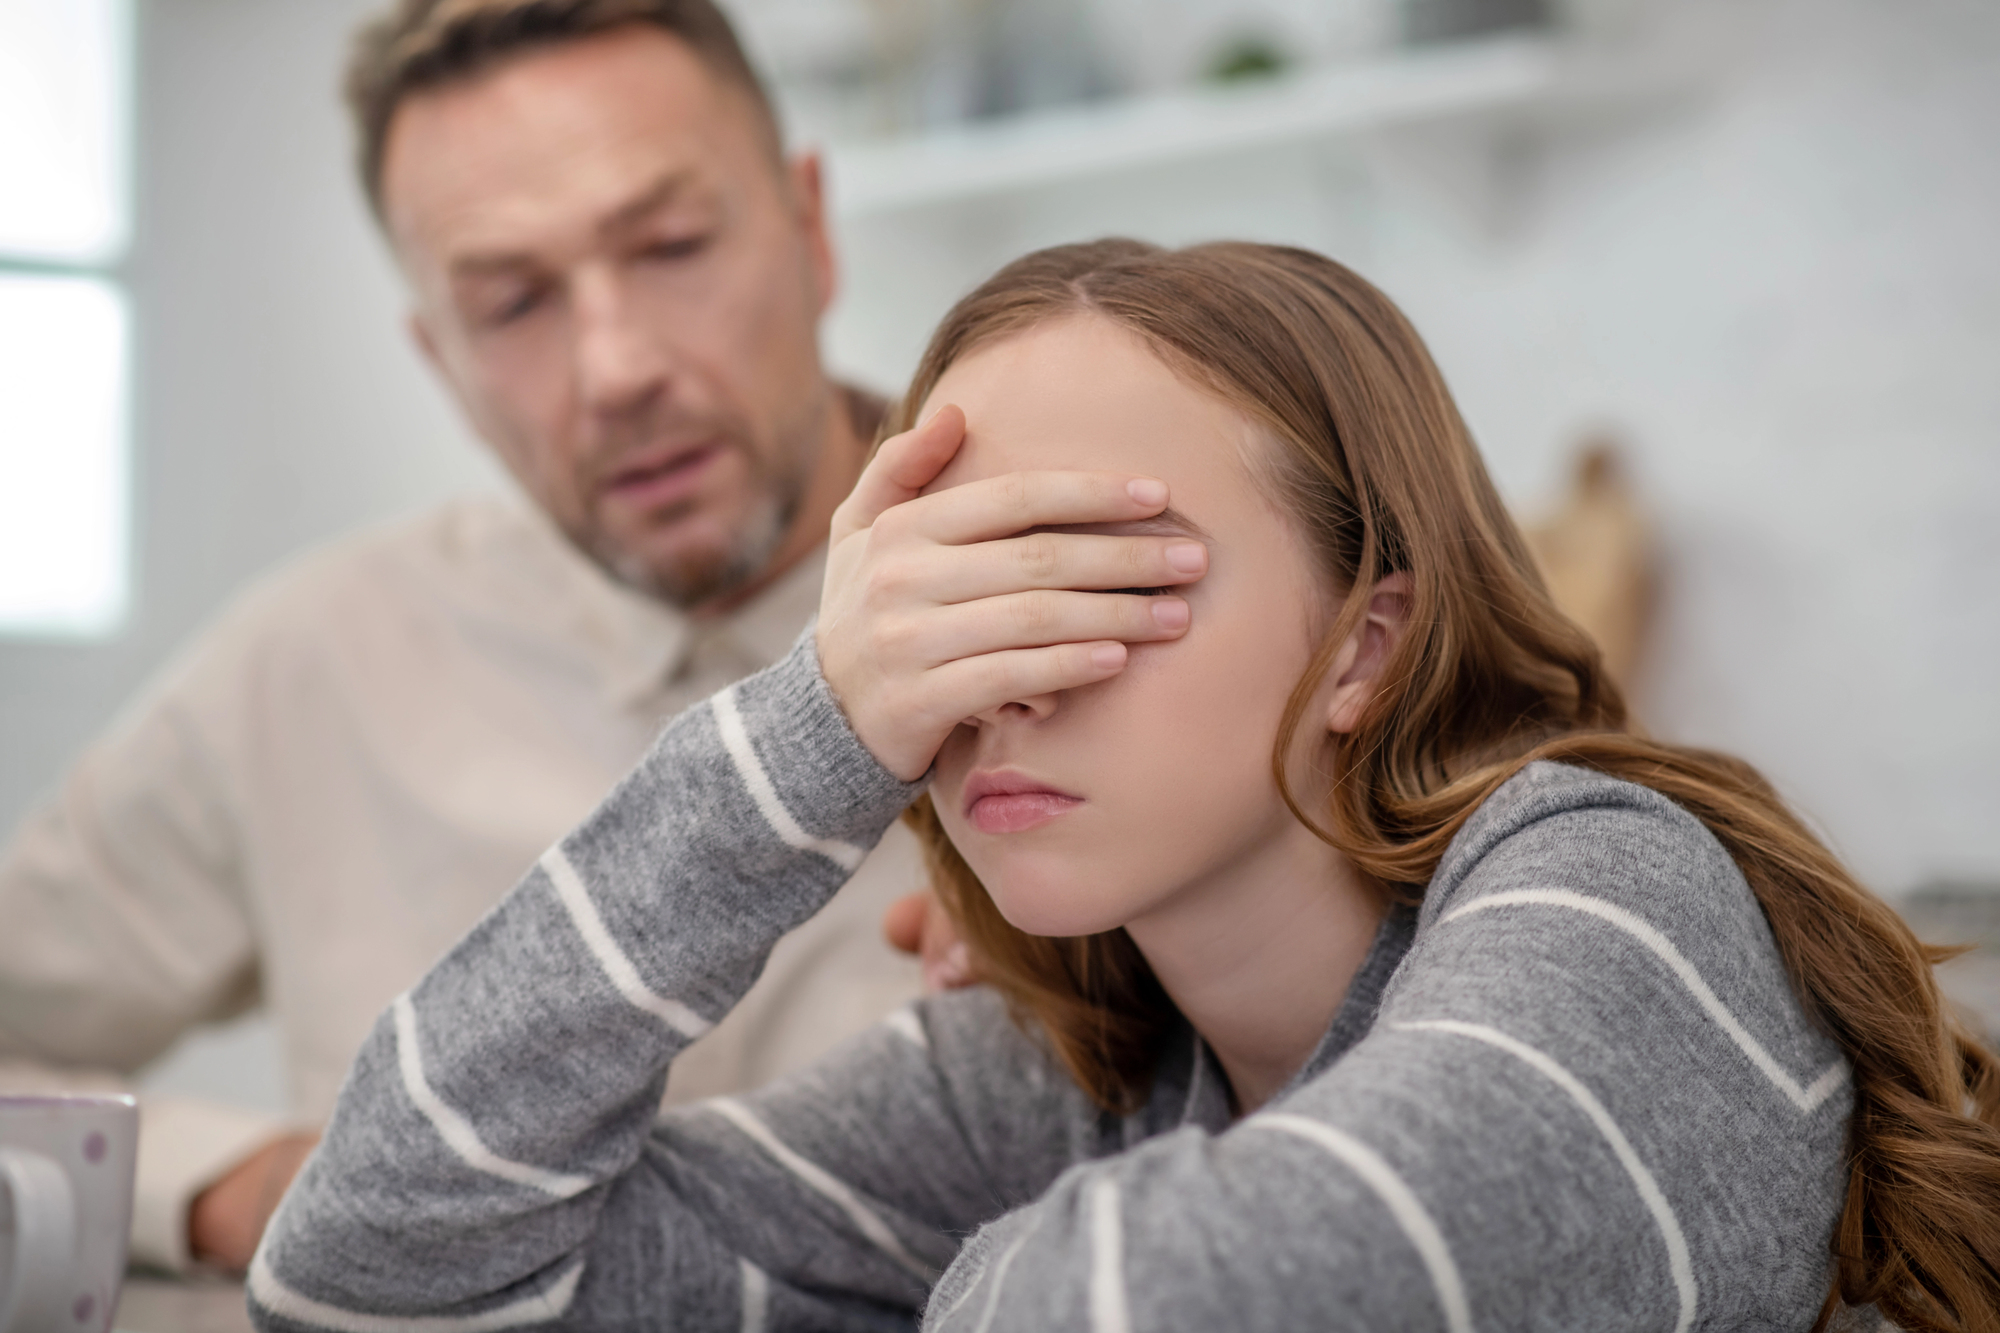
[825, 34, 1564, 219]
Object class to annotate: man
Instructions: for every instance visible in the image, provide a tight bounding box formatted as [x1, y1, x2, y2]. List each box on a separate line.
[0, 0, 931, 1273]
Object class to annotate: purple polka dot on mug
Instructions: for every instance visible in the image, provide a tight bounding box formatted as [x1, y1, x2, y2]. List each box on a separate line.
[83, 1131, 107, 1164]
[73, 1294, 96, 1324]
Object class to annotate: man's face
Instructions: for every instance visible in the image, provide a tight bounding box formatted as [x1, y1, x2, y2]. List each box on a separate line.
[382, 25, 837, 605]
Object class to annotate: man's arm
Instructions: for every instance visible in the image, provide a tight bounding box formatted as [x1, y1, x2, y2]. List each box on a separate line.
[0, 663, 284, 1270]
[882, 889, 975, 991]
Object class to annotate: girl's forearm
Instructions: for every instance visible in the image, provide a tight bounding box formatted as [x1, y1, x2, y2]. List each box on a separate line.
[247, 632, 921, 1328]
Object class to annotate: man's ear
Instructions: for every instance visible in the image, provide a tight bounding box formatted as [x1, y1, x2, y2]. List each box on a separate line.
[407, 310, 498, 456]
[1324, 572, 1414, 735]
[788, 151, 838, 316]
[407, 310, 444, 378]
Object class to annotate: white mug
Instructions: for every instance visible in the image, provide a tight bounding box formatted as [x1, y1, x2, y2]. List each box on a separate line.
[0, 1095, 136, 1333]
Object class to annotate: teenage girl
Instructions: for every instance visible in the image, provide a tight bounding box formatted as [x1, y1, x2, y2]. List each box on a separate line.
[252, 241, 2000, 1333]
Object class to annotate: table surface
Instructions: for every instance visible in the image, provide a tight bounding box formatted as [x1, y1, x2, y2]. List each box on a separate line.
[115, 1277, 252, 1333]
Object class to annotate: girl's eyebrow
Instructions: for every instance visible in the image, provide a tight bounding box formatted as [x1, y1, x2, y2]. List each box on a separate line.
[1026, 507, 1213, 542]
[1110, 506, 1213, 541]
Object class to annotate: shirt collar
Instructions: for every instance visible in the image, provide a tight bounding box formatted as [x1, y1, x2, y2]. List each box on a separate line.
[509, 503, 693, 710]
[709, 545, 826, 673]
[564, 528, 827, 711]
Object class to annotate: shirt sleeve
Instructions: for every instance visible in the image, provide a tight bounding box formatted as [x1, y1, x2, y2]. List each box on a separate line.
[0, 648, 276, 1272]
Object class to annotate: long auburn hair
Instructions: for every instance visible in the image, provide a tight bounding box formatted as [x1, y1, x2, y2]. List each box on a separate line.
[894, 239, 2000, 1332]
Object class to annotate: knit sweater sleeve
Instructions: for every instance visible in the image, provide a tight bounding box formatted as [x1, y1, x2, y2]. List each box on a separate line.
[246, 631, 958, 1331]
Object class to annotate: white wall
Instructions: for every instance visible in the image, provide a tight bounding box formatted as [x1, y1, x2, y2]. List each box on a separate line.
[1, 0, 1994, 1105]
[817, 0, 2000, 896]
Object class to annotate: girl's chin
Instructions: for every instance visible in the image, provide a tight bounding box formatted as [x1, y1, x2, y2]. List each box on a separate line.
[985, 877, 1137, 940]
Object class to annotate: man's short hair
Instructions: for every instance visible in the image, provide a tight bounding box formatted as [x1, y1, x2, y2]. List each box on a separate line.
[346, 0, 783, 222]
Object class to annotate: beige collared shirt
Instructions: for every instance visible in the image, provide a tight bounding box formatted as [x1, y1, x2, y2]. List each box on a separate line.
[0, 496, 924, 1270]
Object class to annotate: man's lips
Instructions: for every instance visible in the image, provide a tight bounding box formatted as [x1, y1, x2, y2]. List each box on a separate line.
[961, 770, 1083, 835]
[601, 441, 723, 510]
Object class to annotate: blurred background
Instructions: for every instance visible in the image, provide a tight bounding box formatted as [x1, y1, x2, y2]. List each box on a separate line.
[1, 0, 1995, 1113]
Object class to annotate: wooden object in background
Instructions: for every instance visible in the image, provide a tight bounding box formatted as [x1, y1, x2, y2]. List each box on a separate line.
[1522, 436, 1657, 695]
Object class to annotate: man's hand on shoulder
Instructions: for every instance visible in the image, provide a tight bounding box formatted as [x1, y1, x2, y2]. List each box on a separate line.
[883, 889, 975, 992]
[188, 1130, 319, 1272]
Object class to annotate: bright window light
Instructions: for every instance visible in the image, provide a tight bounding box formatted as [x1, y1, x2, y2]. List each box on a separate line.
[0, 275, 129, 635]
[0, 0, 129, 262]
[2, 0, 132, 639]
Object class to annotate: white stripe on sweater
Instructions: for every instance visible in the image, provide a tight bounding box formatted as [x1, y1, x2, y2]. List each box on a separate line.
[1397, 1019, 1698, 1333]
[1440, 889, 1847, 1112]
[1246, 1115, 1471, 1333]
[932, 1209, 1046, 1333]
[883, 1006, 928, 1051]
[712, 688, 867, 872]
[738, 1258, 769, 1333]
[1178, 1029, 1207, 1127]
[248, 1252, 582, 1333]
[969, 1214, 1043, 1333]
[392, 995, 593, 1199]
[541, 846, 712, 1040]
[706, 1097, 934, 1281]
[1087, 1176, 1131, 1333]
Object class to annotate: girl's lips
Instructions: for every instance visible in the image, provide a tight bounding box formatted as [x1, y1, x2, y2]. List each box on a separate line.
[967, 792, 1083, 835]
[961, 770, 1083, 834]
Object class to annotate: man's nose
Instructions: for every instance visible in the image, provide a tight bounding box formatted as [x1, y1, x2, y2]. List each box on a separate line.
[570, 268, 671, 417]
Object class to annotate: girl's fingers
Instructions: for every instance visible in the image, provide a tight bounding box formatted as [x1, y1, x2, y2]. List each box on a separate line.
[916, 641, 1131, 723]
[897, 590, 1189, 664]
[832, 405, 967, 544]
[887, 470, 1171, 547]
[845, 639, 1135, 781]
[912, 532, 1207, 605]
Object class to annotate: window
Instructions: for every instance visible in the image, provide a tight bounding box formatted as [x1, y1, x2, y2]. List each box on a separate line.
[0, 0, 133, 636]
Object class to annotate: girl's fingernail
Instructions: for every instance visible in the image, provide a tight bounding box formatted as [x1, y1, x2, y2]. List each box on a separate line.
[1150, 599, 1189, 629]
[1164, 541, 1206, 573]
[1090, 642, 1127, 670]
[1127, 478, 1168, 507]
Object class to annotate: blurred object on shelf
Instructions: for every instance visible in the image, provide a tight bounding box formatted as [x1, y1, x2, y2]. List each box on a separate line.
[733, 0, 1419, 142]
[1090, 0, 1394, 99]
[732, 0, 1111, 137]
[1522, 434, 1657, 696]
[1205, 34, 1291, 85]
[857, 0, 1112, 127]
[1897, 883, 2000, 1044]
[1402, 0, 1554, 46]
[962, 0, 1113, 118]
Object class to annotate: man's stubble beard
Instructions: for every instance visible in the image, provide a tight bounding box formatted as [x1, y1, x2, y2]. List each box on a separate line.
[587, 440, 809, 611]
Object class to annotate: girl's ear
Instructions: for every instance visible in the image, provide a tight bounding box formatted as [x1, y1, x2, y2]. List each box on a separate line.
[1323, 572, 1414, 735]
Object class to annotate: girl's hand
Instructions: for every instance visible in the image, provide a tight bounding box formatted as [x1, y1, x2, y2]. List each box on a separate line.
[817, 405, 1207, 781]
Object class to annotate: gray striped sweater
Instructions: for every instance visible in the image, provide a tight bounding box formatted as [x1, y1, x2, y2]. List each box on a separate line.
[249, 633, 1854, 1332]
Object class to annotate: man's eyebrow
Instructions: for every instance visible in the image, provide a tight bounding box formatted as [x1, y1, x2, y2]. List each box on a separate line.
[599, 167, 699, 236]
[446, 169, 700, 278]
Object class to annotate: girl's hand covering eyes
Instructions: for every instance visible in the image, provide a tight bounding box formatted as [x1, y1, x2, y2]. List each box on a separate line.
[817, 405, 1207, 781]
